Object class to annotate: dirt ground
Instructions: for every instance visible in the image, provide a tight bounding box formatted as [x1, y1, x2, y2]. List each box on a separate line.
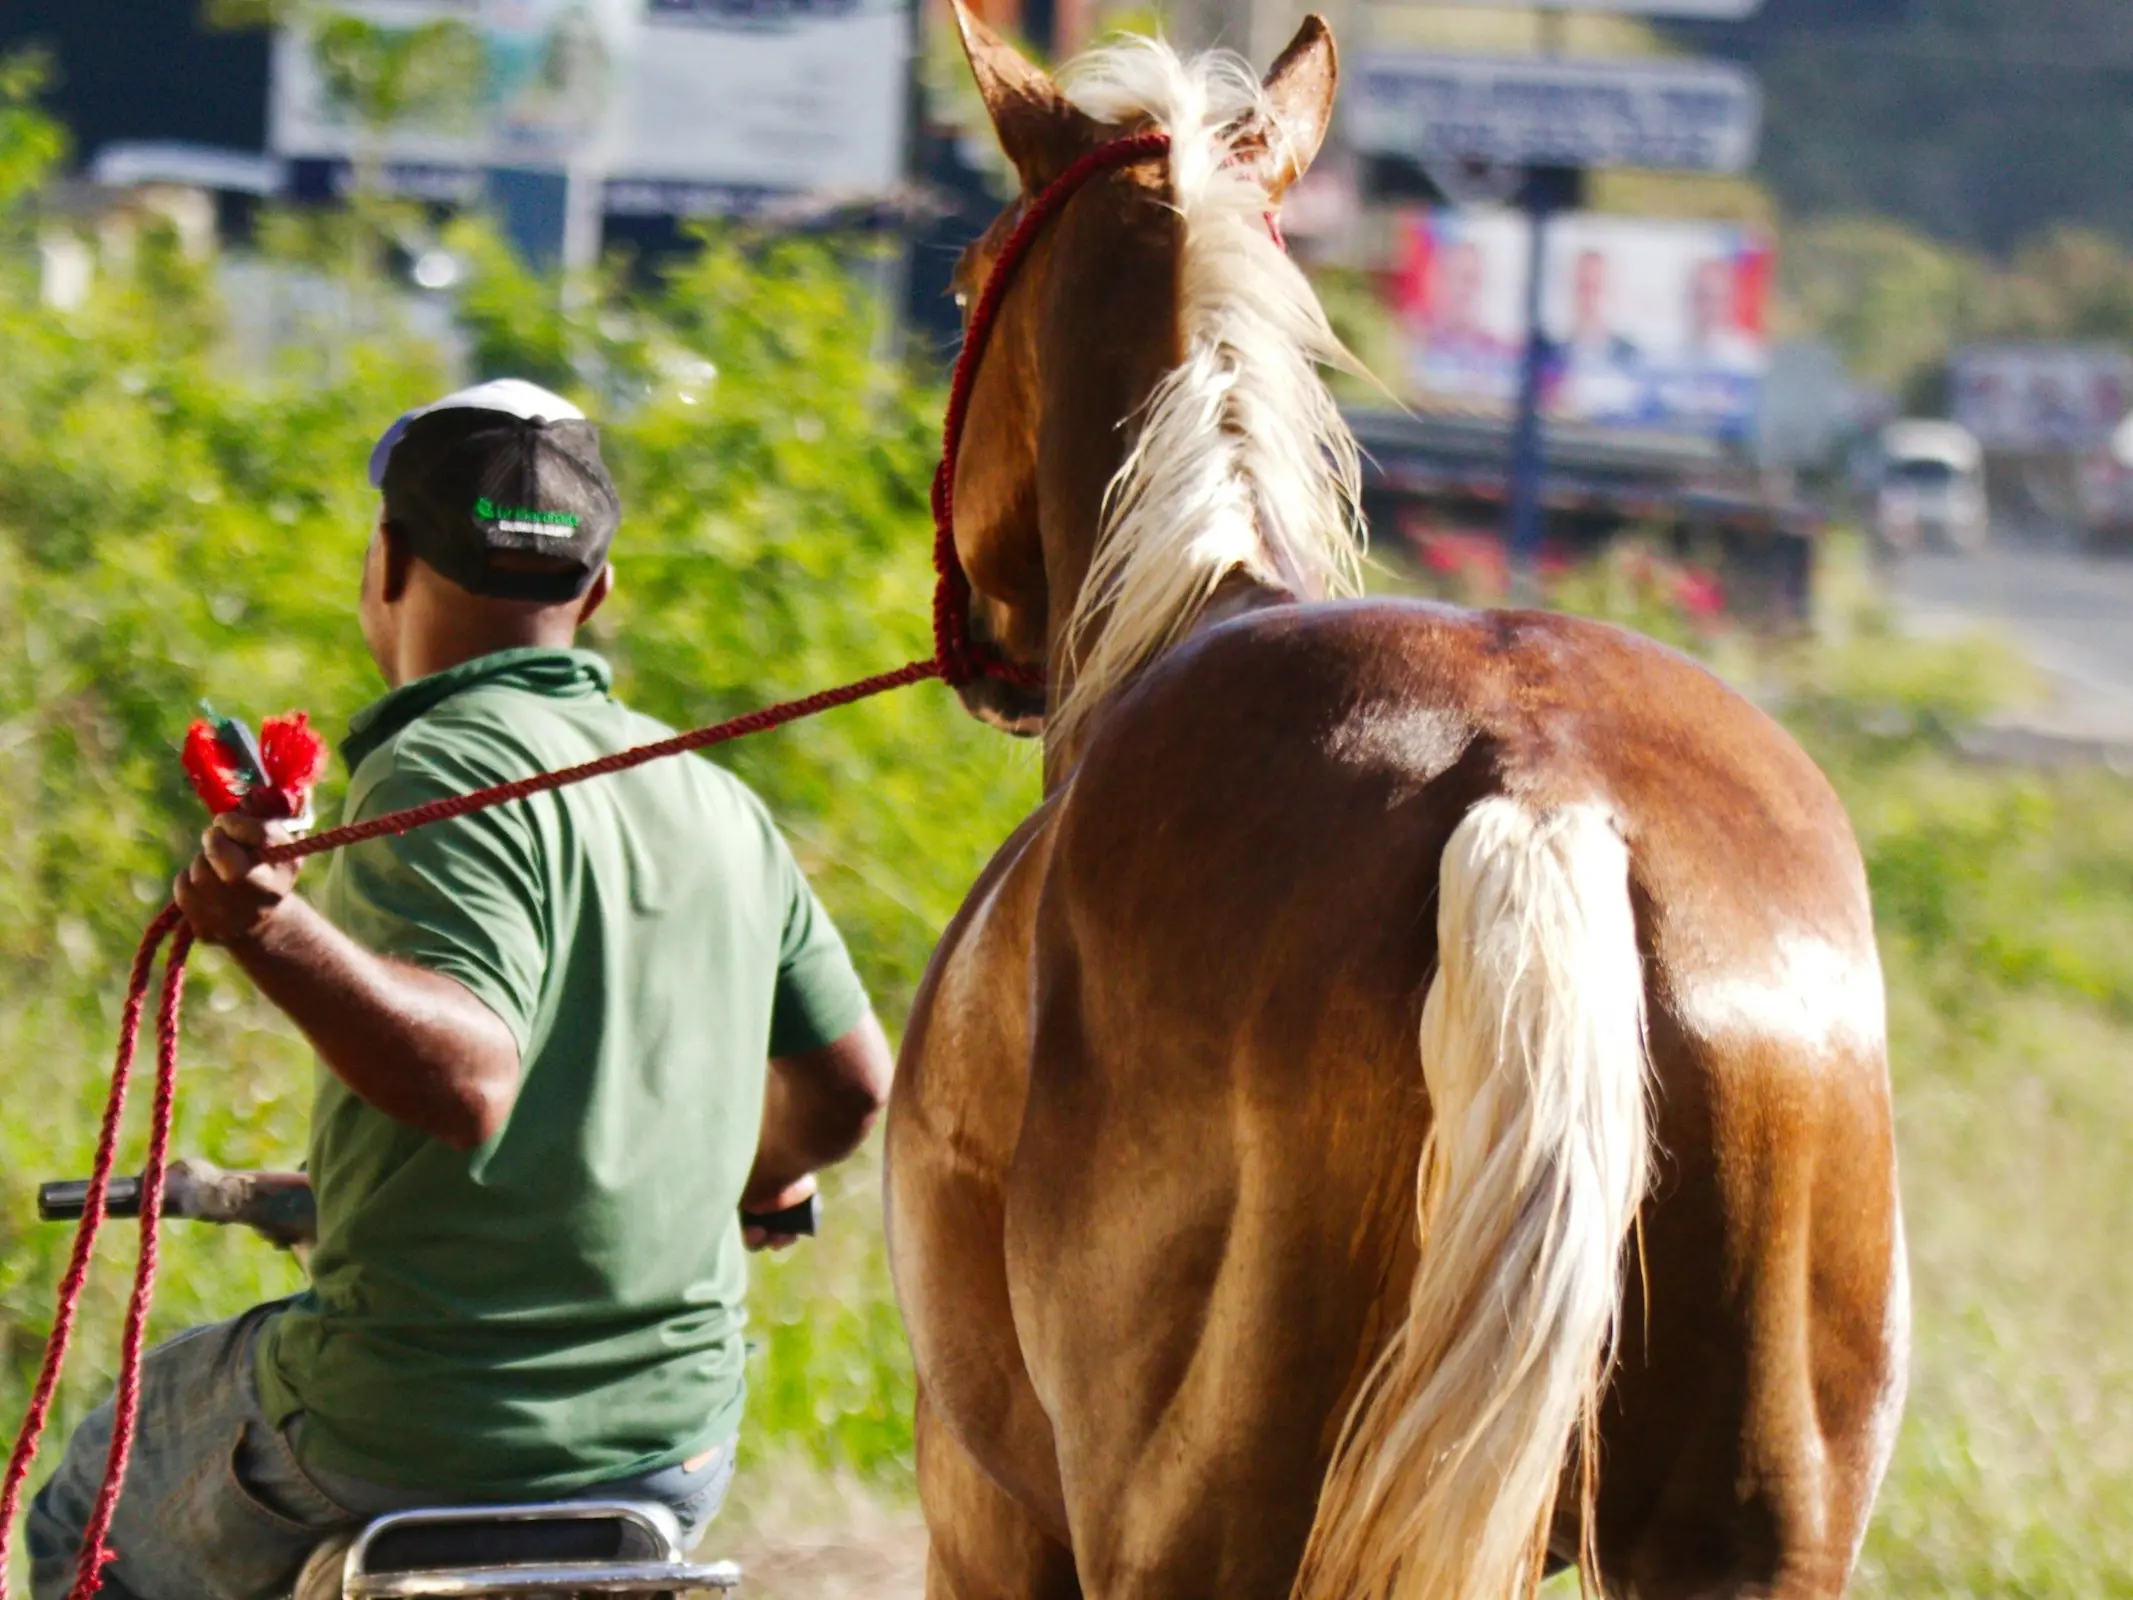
[710, 1466, 927, 1598]
[725, 1520, 928, 1598]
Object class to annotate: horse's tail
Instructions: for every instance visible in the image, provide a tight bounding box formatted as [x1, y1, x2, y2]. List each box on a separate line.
[1293, 796, 1650, 1600]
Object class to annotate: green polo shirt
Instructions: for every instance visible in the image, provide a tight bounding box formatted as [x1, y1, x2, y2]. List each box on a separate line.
[254, 647, 870, 1494]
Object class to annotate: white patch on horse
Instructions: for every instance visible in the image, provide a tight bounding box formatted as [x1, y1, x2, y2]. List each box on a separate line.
[1051, 38, 1365, 746]
[1674, 932, 1887, 1056]
[1325, 706, 1471, 792]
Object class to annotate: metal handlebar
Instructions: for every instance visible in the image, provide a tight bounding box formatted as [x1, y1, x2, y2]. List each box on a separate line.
[37, 1163, 818, 1245]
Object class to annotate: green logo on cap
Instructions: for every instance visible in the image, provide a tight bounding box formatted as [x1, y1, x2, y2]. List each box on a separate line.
[474, 497, 580, 536]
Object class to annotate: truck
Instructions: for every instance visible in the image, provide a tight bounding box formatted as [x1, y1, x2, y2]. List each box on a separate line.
[1876, 420, 1988, 555]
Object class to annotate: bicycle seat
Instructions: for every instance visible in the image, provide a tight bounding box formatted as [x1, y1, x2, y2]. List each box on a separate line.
[302, 1499, 741, 1598]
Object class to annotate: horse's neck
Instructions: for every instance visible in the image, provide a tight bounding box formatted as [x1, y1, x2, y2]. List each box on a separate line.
[1031, 216, 1301, 785]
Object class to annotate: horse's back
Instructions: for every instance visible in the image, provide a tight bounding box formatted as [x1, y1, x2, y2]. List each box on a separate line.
[1001, 599, 1902, 1596]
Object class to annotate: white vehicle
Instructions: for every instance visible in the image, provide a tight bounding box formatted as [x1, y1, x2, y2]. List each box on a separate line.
[1877, 420, 1989, 554]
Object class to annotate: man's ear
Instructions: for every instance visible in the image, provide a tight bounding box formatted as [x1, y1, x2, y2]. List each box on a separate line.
[577, 563, 613, 627]
[377, 520, 416, 605]
[1241, 14, 1339, 201]
[951, 0, 1099, 191]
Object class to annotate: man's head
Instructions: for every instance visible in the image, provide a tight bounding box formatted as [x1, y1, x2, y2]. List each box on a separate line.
[1689, 258, 1732, 346]
[363, 380, 620, 685]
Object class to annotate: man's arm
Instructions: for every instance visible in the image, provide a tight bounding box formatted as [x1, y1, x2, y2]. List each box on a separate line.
[740, 1012, 893, 1249]
[174, 815, 521, 1152]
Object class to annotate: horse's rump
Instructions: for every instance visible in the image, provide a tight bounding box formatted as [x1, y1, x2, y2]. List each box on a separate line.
[970, 600, 1902, 1596]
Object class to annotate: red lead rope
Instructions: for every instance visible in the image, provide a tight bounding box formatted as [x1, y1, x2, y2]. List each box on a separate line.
[0, 130, 1171, 1598]
[931, 130, 1172, 690]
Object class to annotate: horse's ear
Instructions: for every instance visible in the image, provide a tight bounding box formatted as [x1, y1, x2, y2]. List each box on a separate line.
[951, 0, 1099, 191]
[1251, 13, 1339, 199]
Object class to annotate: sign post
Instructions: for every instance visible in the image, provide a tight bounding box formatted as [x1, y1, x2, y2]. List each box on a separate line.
[1506, 166, 1583, 592]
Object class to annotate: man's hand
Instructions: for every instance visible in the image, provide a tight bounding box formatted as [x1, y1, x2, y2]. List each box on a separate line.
[739, 1173, 818, 1253]
[173, 813, 301, 946]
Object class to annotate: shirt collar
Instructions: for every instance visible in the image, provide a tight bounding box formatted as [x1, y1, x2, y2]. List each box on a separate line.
[342, 647, 614, 770]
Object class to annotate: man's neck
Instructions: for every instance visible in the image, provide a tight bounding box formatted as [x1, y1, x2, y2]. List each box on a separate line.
[389, 626, 574, 689]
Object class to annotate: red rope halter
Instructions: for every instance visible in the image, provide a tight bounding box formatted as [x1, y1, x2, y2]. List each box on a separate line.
[0, 130, 1171, 1599]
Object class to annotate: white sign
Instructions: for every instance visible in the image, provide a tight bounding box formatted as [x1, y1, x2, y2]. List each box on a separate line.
[623, 0, 906, 194]
[482, 0, 639, 167]
[1415, 0, 1763, 17]
[1952, 344, 2133, 456]
[1350, 54, 1762, 175]
[270, 0, 907, 206]
[1389, 208, 1773, 441]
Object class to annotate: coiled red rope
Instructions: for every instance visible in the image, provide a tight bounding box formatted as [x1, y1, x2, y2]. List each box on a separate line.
[0, 129, 1170, 1598]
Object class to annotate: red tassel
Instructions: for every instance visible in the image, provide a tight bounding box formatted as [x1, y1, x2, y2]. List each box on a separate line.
[256, 712, 327, 819]
[179, 722, 247, 816]
[180, 711, 327, 820]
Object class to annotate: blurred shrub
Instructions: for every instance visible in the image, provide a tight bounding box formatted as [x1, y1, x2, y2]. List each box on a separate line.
[0, 52, 65, 218]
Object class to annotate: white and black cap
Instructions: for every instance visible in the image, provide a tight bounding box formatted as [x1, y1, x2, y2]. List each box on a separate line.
[369, 379, 621, 603]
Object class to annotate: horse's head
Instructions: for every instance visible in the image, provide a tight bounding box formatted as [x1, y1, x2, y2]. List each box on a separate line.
[942, 4, 1347, 744]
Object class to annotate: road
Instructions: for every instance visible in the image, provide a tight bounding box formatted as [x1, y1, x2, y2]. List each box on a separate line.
[1888, 544, 2133, 749]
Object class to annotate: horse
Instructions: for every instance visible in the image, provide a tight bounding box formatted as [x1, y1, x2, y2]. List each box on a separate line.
[884, 11, 1908, 1597]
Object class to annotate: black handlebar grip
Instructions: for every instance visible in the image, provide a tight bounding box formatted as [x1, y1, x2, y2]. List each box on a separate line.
[739, 1193, 819, 1238]
[38, 1178, 145, 1222]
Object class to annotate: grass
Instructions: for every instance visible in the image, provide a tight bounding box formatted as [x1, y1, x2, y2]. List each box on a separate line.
[1827, 744, 2133, 1597]
[1864, 977, 2133, 1596]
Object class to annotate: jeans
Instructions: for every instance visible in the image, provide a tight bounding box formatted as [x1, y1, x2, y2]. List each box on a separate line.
[27, 1301, 736, 1600]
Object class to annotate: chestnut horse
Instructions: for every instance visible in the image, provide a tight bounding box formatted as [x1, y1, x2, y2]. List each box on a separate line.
[885, 12, 1907, 1598]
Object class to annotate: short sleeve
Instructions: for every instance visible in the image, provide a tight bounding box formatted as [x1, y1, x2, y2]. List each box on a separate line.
[767, 835, 871, 1058]
[325, 747, 549, 1052]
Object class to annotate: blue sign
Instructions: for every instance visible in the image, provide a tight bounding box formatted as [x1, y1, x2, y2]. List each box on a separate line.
[1351, 54, 1762, 176]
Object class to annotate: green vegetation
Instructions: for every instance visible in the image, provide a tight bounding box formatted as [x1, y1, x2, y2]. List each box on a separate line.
[1841, 748, 2133, 1597]
[1, 72, 2128, 1596]
[1778, 216, 2133, 410]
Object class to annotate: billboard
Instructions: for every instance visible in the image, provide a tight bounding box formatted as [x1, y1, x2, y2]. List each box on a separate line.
[618, 0, 907, 197]
[1950, 344, 2133, 456]
[270, 0, 907, 211]
[1390, 209, 1773, 440]
[1350, 54, 1762, 176]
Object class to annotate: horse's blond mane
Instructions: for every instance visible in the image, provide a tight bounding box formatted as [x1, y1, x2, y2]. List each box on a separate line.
[1051, 36, 1365, 745]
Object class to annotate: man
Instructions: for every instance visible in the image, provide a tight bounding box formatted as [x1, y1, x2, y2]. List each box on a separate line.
[1550, 245, 1643, 423]
[1415, 233, 1515, 405]
[28, 379, 894, 1600]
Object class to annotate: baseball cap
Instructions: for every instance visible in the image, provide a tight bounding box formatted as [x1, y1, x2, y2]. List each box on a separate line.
[370, 379, 621, 603]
